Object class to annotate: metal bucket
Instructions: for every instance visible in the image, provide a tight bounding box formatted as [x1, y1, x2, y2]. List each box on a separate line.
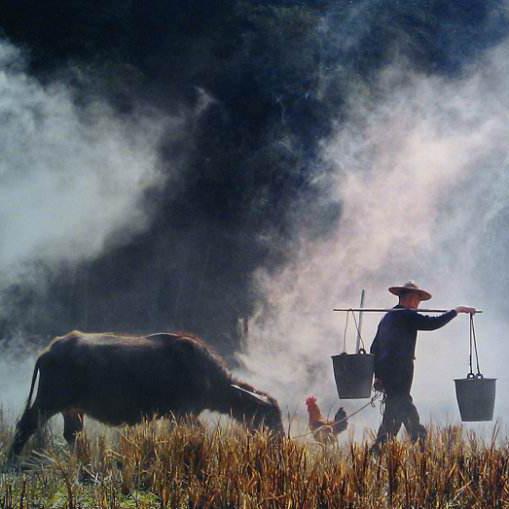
[454, 374, 496, 422]
[331, 349, 374, 399]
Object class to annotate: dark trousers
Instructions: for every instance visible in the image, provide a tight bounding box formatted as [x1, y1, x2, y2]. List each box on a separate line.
[374, 362, 426, 445]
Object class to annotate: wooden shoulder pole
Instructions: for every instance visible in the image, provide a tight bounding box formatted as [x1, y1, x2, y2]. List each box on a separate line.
[333, 308, 483, 314]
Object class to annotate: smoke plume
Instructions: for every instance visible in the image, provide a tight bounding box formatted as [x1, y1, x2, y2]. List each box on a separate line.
[0, 41, 169, 284]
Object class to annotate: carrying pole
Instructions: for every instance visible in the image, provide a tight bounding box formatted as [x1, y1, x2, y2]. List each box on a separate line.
[334, 308, 483, 314]
[355, 289, 365, 353]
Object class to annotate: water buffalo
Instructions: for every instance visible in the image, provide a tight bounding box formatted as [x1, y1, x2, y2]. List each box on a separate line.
[8, 330, 283, 460]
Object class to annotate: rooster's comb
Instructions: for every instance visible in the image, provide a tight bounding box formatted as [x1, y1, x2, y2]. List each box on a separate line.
[305, 396, 317, 405]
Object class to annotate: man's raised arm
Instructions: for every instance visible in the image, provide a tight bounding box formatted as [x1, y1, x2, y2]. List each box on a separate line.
[411, 306, 476, 331]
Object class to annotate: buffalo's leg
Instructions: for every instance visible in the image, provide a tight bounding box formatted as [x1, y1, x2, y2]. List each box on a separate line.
[63, 410, 84, 448]
[8, 404, 53, 461]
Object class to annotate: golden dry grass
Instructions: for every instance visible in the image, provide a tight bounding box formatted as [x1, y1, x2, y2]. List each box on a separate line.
[1, 417, 509, 508]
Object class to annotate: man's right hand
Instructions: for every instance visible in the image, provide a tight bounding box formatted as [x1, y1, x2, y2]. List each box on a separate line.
[455, 306, 477, 314]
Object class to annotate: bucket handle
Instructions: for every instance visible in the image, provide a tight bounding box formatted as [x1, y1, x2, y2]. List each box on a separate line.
[466, 372, 484, 380]
[358, 348, 367, 355]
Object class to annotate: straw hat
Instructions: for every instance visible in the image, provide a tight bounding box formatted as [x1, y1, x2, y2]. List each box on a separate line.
[388, 281, 432, 301]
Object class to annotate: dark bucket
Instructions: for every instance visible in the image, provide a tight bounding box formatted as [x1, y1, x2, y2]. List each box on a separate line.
[331, 349, 374, 399]
[454, 374, 496, 422]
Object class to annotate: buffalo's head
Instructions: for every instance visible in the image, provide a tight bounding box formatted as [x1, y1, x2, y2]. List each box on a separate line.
[230, 383, 284, 435]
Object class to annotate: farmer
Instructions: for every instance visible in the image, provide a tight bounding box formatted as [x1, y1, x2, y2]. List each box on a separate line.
[370, 281, 476, 450]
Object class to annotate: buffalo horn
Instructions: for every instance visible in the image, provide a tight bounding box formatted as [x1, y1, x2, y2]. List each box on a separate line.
[231, 384, 272, 406]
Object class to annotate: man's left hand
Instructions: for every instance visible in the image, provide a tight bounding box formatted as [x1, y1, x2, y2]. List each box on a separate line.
[455, 306, 477, 314]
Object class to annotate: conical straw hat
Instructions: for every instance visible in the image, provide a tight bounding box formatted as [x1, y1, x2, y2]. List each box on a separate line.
[388, 281, 432, 301]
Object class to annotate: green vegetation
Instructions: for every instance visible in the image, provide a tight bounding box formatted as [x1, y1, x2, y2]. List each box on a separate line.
[2, 417, 509, 508]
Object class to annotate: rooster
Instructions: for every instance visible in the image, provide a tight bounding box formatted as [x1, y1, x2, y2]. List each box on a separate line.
[305, 396, 348, 444]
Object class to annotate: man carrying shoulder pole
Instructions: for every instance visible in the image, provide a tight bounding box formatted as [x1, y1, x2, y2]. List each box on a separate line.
[370, 281, 476, 452]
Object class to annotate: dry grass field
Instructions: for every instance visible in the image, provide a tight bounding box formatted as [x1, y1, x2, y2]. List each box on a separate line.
[1, 412, 509, 509]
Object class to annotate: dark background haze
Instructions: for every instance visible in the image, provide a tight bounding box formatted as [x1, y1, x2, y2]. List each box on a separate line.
[1, 0, 508, 358]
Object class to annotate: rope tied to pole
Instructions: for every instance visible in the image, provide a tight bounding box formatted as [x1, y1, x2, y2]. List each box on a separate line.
[351, 310, 366, 352]
[341, 308, 366, 353]
[468, 313, 482, 377]
[342, 310, 350, 353]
